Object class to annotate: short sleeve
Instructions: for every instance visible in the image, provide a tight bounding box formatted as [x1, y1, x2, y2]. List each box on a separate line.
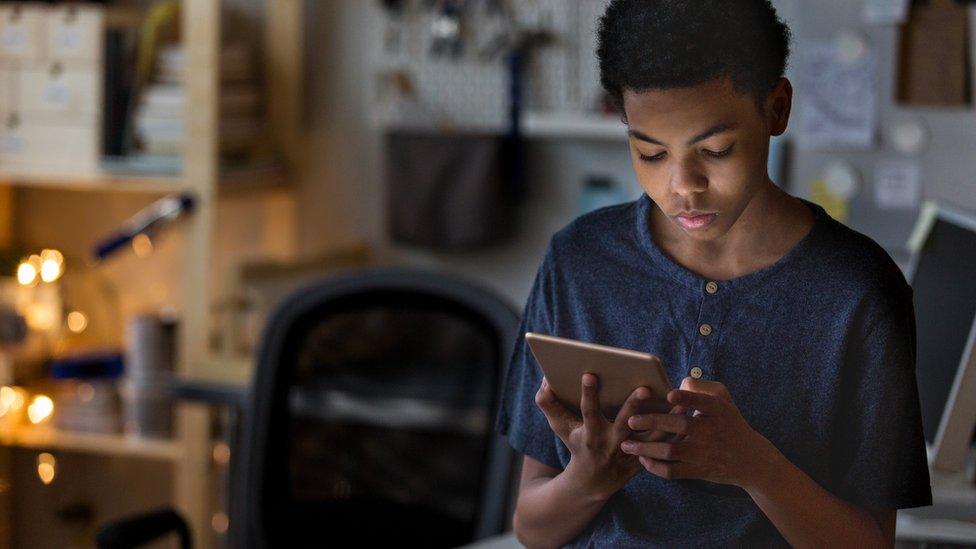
[831, 283, 933, 510]
[494, 242, 565, 470]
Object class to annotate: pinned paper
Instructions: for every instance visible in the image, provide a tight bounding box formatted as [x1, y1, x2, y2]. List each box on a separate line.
[796, 39, 878, 150]
[863, 0, 909, 25]
[889, 119, 929, 156]
[874, 161, 921, 210]
[823, 160, 861, 200]
[809, 179, 849, 223]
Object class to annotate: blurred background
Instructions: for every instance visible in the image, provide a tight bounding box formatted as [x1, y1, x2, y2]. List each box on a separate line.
[0, 0, 973, 547]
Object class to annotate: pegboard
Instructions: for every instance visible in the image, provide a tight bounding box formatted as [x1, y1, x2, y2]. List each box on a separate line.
[372, 0, 611, 131]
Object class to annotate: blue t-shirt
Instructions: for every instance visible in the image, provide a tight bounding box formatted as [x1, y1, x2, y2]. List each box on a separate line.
[495, 192, 933, 547]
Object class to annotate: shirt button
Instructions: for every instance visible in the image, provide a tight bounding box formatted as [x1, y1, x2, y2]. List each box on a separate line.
[705, 281, 719, 294]
[699, 323, 712, 336]
[690, 366, 703, 379]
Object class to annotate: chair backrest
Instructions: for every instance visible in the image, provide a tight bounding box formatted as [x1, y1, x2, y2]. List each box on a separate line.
[236, 267, 521, 548]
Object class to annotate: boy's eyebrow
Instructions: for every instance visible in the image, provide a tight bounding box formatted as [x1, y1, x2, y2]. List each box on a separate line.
[628, 123, 738, 147]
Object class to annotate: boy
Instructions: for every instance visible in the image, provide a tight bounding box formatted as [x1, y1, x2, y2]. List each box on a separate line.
[494, 1, 933, 547]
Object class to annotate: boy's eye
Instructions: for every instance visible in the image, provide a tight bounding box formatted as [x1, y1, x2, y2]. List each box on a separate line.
[639, 145, 734, 163]
[703, 145, 734, 158]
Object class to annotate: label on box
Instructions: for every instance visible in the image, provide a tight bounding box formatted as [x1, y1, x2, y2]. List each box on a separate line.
[43, 81, 71, 107]
[52, 27, 82, 54]
[1, 25, 27, 53]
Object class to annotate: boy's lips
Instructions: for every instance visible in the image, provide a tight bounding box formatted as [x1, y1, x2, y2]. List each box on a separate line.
[675, 212, 717, 230]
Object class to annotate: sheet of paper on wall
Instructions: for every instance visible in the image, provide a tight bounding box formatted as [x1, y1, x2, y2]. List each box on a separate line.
[795, 42, 878, 150]
[809, 179, 849, 223]
[863, 0, 909, 25]
[874, 160, 921, 210]
[896, 0, 970, 106]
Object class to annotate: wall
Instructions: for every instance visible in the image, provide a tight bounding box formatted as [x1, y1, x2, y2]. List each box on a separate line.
[302, 0, 976, 311]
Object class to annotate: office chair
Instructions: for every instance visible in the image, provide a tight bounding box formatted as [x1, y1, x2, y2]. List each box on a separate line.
[238, 267, 521, 547]
[98, 267, 521, 548]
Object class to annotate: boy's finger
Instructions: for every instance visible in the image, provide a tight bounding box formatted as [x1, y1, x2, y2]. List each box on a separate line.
[613, 385, 650, 437]
[620, 440, 693, 462]
[579, 373, 604, 429]
[627, 428, 671, 442]
[667, 389, 723, 415]
[535, 379, 578, 438]
[627, 412, 698, 436]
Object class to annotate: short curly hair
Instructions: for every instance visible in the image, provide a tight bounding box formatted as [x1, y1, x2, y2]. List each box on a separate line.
[596, 0, 791, 113]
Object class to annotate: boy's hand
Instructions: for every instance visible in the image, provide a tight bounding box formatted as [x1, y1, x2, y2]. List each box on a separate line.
[535, 373, 647, 500]
[620, 377, 773, 489]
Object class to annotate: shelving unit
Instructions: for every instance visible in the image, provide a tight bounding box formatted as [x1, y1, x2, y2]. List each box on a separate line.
[0, 425, 181, 462]
[0, 0, 306, 547]
[0, 171, 185, 194]
[0, 165, 288, 195]
[523, 110, 628, 140]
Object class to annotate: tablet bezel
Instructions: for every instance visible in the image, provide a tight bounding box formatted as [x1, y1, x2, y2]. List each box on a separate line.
[525, 332, 673, 420]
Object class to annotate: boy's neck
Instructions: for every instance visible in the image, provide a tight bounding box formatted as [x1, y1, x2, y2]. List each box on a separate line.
[649, 181, 816, 282]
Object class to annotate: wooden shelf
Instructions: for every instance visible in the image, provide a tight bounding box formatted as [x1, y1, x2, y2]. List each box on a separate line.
[0, 425, 182, 462]
[522, 111, 627, 141]
[0, 164, 289, 195]
[0, 171, 187, 194]
[382, 111, 629, 141]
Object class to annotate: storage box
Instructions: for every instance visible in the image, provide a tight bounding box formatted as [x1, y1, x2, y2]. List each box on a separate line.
[0, 4, 46, 62]
[0, 3, 103, 176]
[46, 5, 103, 64]
[0, 117, 99, 174]
[18, 61, 100, 123]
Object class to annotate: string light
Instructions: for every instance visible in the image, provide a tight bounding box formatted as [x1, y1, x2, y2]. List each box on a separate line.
[40, 249, 63, 266]
[39, 249, 64, 282]
[66, 311, 88, 333]
[16, 262, 36, 286]
[36, 453, 55, 485]
[27, 395, 54, 424]
[39, 260, 60, 282]
[0, 386, 25, 418]
[16, 249, 65, 285]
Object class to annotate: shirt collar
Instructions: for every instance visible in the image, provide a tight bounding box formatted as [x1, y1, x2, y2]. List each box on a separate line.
[632, 192, 827, 294]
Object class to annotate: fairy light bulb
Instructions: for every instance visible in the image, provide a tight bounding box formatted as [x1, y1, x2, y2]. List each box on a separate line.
[16, 262, 36, 286]
[66, 311, 88, 333]
[39, 249, 64, 282]
[27, 395, 54, 424]
[0, 387, 26, 412]
[36, 453, 56, 485]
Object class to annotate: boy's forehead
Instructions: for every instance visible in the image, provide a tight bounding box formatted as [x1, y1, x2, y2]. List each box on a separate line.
[622, 77, 757, 134]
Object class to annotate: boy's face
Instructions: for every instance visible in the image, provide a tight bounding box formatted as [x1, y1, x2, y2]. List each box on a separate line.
[623, 76, 791, 242]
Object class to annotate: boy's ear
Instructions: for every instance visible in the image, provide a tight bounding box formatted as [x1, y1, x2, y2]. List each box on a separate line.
[766, 77, 793, 137]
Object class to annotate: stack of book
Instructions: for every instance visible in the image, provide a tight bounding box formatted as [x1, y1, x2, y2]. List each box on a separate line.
[132, 42, 264, 160]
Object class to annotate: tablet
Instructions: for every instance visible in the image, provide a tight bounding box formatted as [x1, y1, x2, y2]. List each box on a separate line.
[525, 332, 673, 421]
